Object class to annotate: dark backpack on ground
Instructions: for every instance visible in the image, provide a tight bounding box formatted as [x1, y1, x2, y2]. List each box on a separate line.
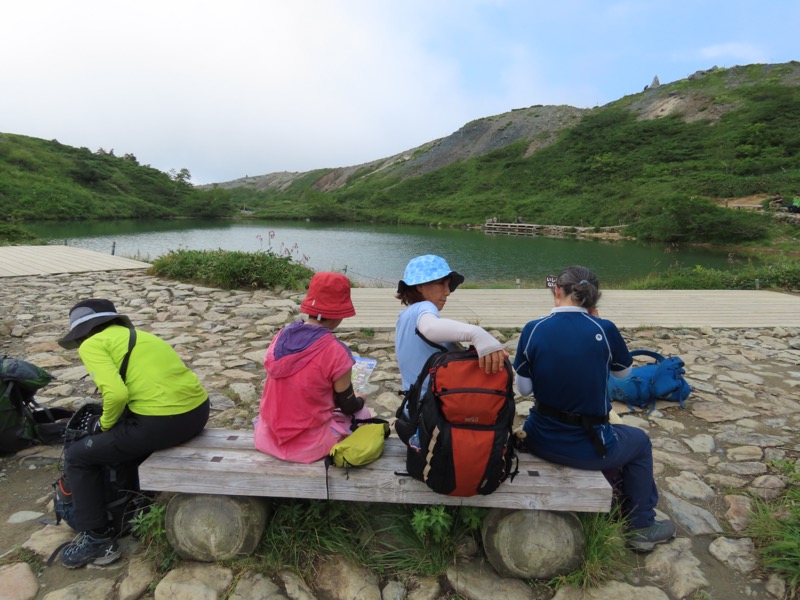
[606, 350, 691, 413]
[396, 347, 518, 497]
[51, 402, 150, 536]
[0, 356, 73, 453]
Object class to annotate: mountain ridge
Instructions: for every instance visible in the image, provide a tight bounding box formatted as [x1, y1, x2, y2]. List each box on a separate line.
[208, 62, 800, 195]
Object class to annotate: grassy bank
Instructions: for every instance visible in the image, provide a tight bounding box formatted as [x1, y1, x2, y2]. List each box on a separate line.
[149, 249, 315, 291]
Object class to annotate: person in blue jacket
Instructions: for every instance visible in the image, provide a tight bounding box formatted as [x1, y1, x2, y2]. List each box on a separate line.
[513, 265, 676, 551]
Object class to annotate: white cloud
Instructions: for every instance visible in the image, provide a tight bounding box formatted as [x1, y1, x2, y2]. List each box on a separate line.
[0, 1, 796, 184]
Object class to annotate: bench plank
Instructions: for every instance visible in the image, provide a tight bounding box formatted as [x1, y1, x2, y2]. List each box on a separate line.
[139, 429, 612, 512]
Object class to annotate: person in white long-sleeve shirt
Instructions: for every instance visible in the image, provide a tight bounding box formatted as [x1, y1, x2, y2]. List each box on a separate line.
[393, 255, 508, 440]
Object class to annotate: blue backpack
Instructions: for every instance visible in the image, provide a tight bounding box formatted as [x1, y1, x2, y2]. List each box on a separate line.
[607, 350, 691, 413]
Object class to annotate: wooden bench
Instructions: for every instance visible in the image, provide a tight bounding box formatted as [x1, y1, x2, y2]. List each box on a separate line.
[139, 428, 612, 579]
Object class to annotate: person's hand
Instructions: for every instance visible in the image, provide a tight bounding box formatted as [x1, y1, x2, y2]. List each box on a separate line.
[87, 415, 103, 434]
[478, 349, 509, 374]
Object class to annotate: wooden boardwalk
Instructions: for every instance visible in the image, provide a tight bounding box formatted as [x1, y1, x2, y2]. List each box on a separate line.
[0, 245, 150, 277]
[0, 245, 797, 329]
[347, 288, 800, 330]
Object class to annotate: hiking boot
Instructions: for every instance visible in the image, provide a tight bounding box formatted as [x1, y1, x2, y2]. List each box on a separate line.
[61, 530, 121, 569]
[627, 519, 677, 551]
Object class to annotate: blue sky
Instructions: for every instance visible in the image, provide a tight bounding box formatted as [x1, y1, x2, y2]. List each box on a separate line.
[1, 1, 797, 184]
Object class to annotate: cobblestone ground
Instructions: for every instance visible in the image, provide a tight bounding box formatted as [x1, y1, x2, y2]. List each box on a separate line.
[1, 271, 798, 600]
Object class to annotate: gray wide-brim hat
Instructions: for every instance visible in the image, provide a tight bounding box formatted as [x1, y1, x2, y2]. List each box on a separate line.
[397, 254, 465, 294]
[58, 299, 133, 350]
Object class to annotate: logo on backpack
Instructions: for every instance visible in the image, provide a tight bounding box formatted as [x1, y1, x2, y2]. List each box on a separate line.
[397, 349, 518, 497]
[606, 350, 692, 413]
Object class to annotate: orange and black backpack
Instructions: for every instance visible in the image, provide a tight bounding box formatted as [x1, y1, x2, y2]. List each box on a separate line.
[396, 344, 518, 497]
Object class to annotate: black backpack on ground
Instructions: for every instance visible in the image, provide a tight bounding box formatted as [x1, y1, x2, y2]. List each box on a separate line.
[396, 343, 518, 497]
[0, 356, 73, 454]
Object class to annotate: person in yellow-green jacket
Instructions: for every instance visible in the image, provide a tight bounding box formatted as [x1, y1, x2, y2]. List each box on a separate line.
[57, 299, 209, 569]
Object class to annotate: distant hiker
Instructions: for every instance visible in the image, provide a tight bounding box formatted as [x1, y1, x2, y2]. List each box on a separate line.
[769, 194, 784, 208]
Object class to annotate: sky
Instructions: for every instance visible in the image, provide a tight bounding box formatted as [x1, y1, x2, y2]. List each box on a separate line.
[2, 1, 798, 185]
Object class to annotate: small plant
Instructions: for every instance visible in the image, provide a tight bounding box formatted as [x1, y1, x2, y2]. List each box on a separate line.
[258, 499, 367, 573]
[550, 508, 627, 590]
[365, 504, 484, 576]
[458, 506, 486, 532]
[0, 547, 43, 573]
[130, 501, 179, 575]
[411, 505, 454, 543]
[359, 327, 375, 338]
[745, 458, 800, 597]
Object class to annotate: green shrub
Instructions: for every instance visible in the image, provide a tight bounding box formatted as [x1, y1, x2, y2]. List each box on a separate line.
[0, 223, 40, 244]
[149, 249, 315, 291]
[623, 196, 770, 244]
[627, 259, 800, 291]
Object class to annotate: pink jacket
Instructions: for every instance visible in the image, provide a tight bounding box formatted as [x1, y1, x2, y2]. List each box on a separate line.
[254, 322, 354, 463]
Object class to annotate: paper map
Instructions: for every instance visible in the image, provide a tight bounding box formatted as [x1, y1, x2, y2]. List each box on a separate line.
[352, 356, 378, 393]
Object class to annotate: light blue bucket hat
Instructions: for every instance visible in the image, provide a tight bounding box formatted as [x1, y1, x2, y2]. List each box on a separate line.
[397, 255, 465, 293]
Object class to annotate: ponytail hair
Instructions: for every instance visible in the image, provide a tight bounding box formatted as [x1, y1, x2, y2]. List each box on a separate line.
[556, 265, 601, 310]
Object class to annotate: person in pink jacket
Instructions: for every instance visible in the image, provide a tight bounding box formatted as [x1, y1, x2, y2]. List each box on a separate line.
[254, 272, 371, 463]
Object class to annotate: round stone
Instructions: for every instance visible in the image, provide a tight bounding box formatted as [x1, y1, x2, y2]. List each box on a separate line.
[481, 508, 585, 579]
[165, 494, 270, 561]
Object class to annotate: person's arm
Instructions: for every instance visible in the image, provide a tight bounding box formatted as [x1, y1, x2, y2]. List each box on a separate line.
[417, 312, 508, 373]
[512, 322, 535, 396]
[515, 374, 533, 396]
[332, 369, 364, 415]
[78, 337, 130, 430]
[605, 322, 633, 379]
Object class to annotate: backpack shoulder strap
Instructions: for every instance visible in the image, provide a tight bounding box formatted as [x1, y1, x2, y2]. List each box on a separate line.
[399, 348, 446, 426]
[119, 329, 137, 383]
[414, 328, 449, 353]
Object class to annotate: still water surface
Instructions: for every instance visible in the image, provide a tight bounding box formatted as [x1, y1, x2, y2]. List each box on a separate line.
[27, 219, 737, 287]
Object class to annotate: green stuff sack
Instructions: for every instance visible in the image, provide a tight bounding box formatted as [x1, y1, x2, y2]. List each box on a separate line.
[329, 421, 390, 468]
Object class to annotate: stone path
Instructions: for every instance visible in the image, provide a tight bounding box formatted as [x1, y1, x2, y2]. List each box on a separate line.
[0, 271, 798, 600]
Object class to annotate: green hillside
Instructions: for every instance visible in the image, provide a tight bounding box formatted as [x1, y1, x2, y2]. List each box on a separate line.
[0, 134, 233, 220]
[228, 62, 800, 243]
[3, 62, 800, 247]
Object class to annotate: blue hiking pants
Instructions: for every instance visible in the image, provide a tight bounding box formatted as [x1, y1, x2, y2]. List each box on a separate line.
[527, 424, 658, 529]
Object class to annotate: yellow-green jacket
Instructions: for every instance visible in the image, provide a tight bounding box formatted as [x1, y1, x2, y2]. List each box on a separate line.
[78, 324, 207, 430]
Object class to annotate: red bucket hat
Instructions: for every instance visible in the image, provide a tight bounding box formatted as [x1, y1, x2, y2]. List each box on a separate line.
[300, 272, 356, 320]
